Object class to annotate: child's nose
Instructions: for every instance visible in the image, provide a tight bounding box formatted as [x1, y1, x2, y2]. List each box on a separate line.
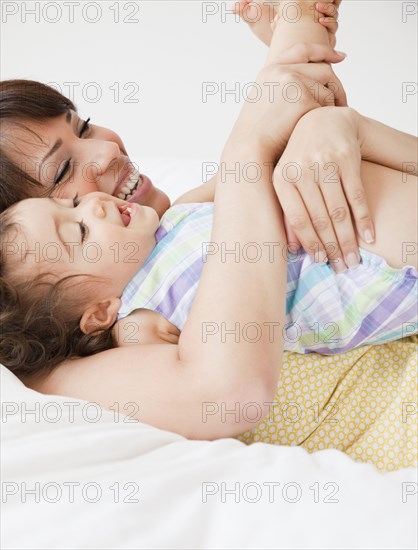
[84, 195, 106, 219]
[93, 199, 106, 219]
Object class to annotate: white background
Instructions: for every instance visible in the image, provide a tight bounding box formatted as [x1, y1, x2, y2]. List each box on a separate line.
[2, 1, 417, 172]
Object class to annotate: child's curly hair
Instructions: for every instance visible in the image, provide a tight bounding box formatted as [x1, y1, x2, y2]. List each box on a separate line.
[0, 208, 115, 384]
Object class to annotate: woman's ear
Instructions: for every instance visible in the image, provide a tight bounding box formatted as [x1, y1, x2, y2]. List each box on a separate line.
[79, 298, 121, 335]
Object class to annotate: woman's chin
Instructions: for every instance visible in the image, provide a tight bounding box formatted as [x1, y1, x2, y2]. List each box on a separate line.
[137, 187, 171, 219]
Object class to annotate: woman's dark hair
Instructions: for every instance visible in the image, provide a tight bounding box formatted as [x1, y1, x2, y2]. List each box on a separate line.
[0, 208, 115, 383]
[0, 79, 76, 212]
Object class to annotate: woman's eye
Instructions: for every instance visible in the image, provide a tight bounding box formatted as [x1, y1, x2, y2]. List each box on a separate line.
[55, 160, 70, 185]
[72, 193, 80, 207]
[80, 117, 91, 136]
[54, 117, 91, 186]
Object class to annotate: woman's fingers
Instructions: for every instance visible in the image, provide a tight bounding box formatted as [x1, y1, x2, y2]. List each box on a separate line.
[320, 17, 339, 35]
[316, 2, 339, 20]
[276, 156, 373, 273]
[313, 167, 358, 271]
[290, 62, 348, 107]
[283, 214, 302, 252]
[271, 50, 349, 105]
[316, 3, 339, 32]
[315, 4, 339, 48]
[295, 175, 347, 272]
[322, 68, 347, 107]
[300, 159, 373, 271]
[340, 162, 375, 246]
[273, 43, 346, 64]
[275, 174, 329, 265]
[301, 60, 349, 107]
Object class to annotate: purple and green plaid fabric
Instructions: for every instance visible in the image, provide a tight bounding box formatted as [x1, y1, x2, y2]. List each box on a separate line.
[118, 202, 418, 355]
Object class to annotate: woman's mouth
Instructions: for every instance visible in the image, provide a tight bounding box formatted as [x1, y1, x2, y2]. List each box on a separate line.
[115, 167, 153, 204]
[116, 167, 143, 201]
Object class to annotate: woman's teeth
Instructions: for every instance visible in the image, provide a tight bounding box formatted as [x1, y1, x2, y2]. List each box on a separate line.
[117, 168, 143, 200]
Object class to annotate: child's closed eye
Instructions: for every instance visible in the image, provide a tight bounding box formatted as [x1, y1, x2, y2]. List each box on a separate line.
[78, 221, 88, 243]
[72, 194, 88, 242]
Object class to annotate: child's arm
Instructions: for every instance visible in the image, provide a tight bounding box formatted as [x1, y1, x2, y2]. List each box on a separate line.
[172, 176, 217, 206]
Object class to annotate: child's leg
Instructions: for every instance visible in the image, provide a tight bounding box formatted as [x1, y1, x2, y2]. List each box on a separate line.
[233, 1, 339, 48]
[265, 0, 330, 65]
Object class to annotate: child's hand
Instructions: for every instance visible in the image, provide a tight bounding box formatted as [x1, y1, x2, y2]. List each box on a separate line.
[233, 1, 341, 49]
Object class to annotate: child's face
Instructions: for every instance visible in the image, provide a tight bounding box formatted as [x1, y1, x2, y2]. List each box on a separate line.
[10, 192, 160, 301]
[7, 109, 171, 218]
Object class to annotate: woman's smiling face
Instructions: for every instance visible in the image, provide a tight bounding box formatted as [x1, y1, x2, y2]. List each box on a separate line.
[6, 109, 171, 218]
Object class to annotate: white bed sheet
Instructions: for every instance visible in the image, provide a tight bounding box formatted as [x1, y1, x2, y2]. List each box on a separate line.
[2, 366, 417, 550]
[1, 159, 417, 549]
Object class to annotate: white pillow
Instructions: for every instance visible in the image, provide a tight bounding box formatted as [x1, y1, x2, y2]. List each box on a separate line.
[131, 156, 212, 200]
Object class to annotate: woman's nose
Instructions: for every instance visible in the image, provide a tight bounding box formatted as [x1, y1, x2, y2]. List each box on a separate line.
[79, 140, 120, 190]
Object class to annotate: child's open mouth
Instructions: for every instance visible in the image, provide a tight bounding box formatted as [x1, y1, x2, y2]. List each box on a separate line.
[118, 204, 136, 227]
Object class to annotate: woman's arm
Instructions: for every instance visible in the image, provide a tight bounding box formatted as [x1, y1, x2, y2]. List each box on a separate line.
[173, 114, 418, 206]
[172, 174, 217, 206]
[356, 113, 418, 176]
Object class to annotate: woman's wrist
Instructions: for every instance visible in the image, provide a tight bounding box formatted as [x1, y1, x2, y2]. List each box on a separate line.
[221, 132, 282, 168]
[219, 143, 276, 188]
[297, 105, 360, 139]
[223, 108, 305, 166]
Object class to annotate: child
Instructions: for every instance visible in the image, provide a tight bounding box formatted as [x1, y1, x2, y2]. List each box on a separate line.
[1, 182, 417, 359]
[1, 0, 416, 377]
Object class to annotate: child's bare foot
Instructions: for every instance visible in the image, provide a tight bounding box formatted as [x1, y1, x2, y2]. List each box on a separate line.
[232, 0, 277, 46]
[233, 0, 340, 49]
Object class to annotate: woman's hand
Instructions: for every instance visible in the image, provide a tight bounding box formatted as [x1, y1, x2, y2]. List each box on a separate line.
[316, 1, 341, 49]
[228, 46, 347, 162]
[273, 106, 375, 272]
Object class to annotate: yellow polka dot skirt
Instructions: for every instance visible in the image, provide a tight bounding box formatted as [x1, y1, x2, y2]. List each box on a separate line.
[236, 335, 418, 471]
